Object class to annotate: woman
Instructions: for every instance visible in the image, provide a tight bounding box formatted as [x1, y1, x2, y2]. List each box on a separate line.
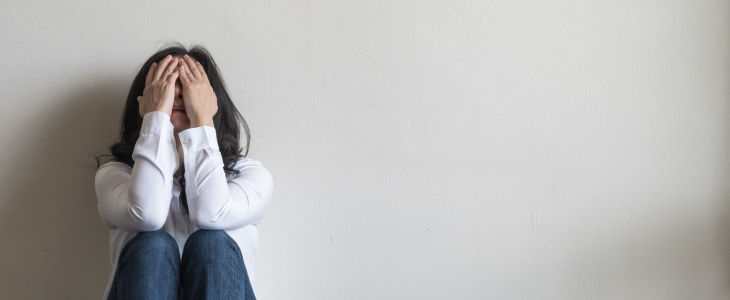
[94, 44, 273, 300]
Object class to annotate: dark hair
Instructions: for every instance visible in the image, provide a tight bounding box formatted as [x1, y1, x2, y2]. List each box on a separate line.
[93, 43, 250, 214]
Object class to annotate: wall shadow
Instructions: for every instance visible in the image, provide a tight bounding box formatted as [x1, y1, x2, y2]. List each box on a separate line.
[0, 75, 129, 299]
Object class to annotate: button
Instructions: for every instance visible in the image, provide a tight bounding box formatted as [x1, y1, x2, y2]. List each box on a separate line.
[183, 139, 190, 145]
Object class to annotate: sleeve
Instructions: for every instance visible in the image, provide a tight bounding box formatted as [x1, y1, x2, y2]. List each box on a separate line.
[95, 111, 180, 232]
[177, 125, 274, 230]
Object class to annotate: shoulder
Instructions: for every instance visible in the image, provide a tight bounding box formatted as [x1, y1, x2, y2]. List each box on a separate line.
[229, 157, 272, 178]
[98, 160, 131, 170]
[97, 161, 131, 172]
[227, 156, 271, 172]
[227, 157, 274, 193]
[95, 161, 132, 181]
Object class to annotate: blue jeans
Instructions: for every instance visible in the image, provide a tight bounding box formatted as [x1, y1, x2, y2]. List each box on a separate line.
[107, 229, 256, 300]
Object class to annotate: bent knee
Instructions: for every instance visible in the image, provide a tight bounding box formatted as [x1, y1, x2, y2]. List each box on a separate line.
[186, 229, 229, 245]
[183, 230, 244, 270]
[131, 230, 178, 254]
[183, 230, 235, 254]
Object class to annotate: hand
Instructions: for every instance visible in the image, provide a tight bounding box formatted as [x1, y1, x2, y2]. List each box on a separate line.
[179, 55, 217, 127]
[137, 55, 179, 118]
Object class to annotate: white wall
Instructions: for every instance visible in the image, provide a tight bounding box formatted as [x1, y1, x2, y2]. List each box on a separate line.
[1, 1, 728, 299]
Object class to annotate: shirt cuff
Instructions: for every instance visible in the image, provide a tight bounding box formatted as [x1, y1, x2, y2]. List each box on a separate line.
[177, 126, 219, 152]
[140, 111, 174, 135]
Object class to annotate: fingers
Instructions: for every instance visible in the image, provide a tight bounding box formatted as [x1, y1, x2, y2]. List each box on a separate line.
[182, 55, 202, 80]
[163, 69, 179, 106]
[179, 58, 195, 84]
[162, 58, 179, 83]
[153, 55, 174, 82]
[166, 68, 179, 87]
[195, 61, 210, 83]
[179, 62, 191, 85]
[146, 62, 157, 86]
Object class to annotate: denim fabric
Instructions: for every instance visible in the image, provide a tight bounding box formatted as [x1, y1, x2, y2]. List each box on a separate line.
[106, 230, 180, 299]
[181, 230, 257, 300]
[107, 230, 255, 300]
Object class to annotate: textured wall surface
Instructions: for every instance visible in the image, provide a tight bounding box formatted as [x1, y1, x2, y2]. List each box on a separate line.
[1, 1, 729, 299]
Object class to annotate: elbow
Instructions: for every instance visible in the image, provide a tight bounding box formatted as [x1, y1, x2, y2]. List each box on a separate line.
[188, 195, 234, 230]
[189, 213, 224, 230]
[125, 197, 169, 232]
[133, 217, 167, 232]
[190, 219, 219, 230]
[193, 221, 219, 230]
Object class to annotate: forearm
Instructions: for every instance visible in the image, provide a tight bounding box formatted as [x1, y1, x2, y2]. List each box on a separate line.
[185, 152, 232, 229]
[178, 124, 227, 228]
[185, 158, 274, 230]
[125, 111, 178, 230]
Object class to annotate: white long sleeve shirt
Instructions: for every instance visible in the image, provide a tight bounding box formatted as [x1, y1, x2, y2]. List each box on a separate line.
[95, 111, 273, 300]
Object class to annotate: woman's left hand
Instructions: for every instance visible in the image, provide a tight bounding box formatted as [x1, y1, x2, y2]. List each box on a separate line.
[179, 55, 218, 128]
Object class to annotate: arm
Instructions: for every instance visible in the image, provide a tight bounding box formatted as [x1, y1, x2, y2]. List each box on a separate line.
[95, 111, 180, 232]
[178, 126, 273, 230]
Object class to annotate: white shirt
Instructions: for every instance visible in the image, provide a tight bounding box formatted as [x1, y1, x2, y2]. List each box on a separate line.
[95, 111, 273, 300]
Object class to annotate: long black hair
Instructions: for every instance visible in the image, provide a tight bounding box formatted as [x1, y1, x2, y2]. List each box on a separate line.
[94, 43, 250, 214]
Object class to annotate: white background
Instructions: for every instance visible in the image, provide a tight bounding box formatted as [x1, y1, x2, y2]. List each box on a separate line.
[1, 1, 729, 299]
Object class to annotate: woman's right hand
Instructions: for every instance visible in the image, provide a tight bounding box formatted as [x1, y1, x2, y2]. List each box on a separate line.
[137, 55, 180, 118]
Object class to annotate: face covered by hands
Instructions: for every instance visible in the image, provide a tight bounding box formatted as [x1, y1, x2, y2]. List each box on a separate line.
[137, 55, 180, 118]
[177, 55, 218, 128]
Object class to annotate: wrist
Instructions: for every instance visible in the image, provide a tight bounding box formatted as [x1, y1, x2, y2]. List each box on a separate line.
[190, 115, 214, 128]
[153, 109, 172, 118]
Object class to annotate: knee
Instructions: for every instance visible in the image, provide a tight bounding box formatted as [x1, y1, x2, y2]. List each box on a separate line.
[185, 229, 229, 248]
[129, 230, 179, 256]
[183, 230, 236, 258]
